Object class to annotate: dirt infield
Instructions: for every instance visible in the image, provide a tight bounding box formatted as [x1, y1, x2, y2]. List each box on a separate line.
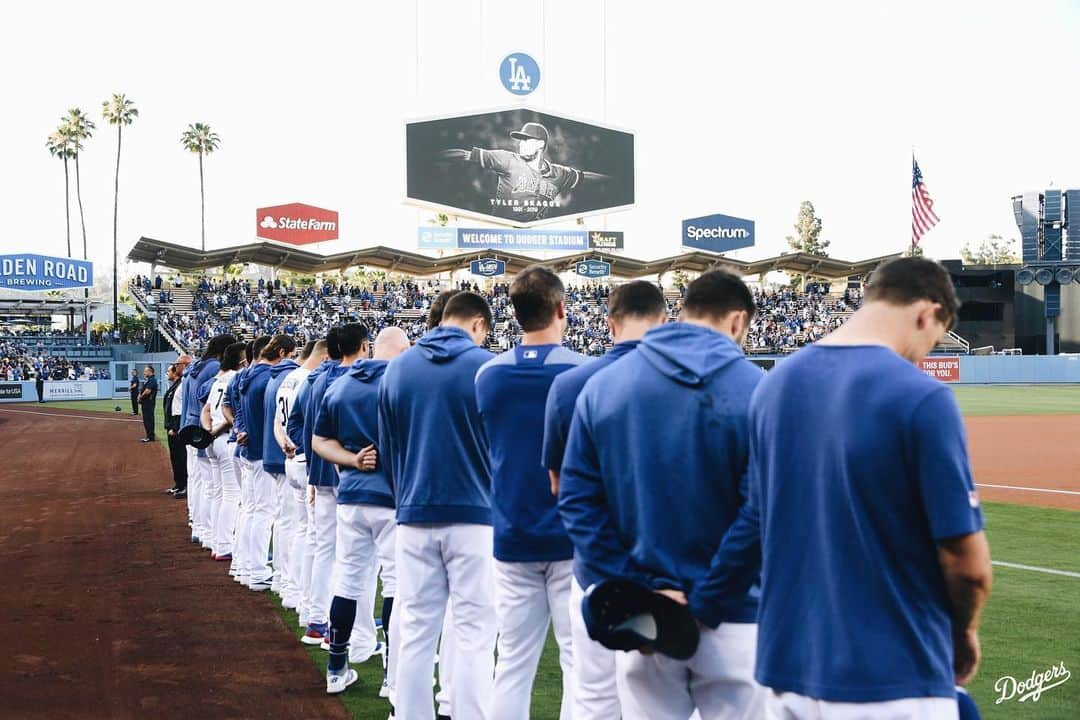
[0, 405, 350, 720]
[966, 415, 1080, 511]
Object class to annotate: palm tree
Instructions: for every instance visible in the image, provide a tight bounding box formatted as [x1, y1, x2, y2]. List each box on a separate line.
[45, 128, 74, 257]
[180, 123, 221, 251]
[64, 108, 96, 262]
[102, 93, 138, 330]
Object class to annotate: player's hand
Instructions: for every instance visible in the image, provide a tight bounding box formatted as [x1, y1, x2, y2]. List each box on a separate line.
[655, 588, 688, 606]
[167, 429, 176, 437]
[356, 444, 377, 471]
[283, 440, 296, 459]
[236, 431, 248, 446]
[307, 485, 316, 505]
[953, 628, 981, 686]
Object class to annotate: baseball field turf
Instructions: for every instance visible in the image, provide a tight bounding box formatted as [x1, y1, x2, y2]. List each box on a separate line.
[36, 387, 1080, 718]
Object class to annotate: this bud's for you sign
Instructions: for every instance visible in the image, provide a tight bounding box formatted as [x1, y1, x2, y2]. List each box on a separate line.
[920, 356, 960, 383]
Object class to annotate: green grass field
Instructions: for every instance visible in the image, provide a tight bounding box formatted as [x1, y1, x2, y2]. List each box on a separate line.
[21, 390, 1080, 718]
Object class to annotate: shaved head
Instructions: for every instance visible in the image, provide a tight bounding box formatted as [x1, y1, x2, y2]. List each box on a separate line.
[373, 326, 410, 361]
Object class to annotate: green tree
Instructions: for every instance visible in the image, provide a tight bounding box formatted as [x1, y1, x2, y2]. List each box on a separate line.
[63, 108, 95, 263]
[102, 93, 139, 332]
[45, 128, 74, 257]
[786, 201, 830, 257]
[904, 243, 925, 258]
[961, 234, 1019, 265]
[180, 122, 221, 251]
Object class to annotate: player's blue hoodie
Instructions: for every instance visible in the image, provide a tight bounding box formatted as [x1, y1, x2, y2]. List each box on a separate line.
[261, 359, 299, 475]
[286, 364, 318, 460]
[314, 359, 393, 508]
[226, 367, 247, 456]
[180, 357, 220, 430]
[304, 360, 350, 487]
[237, 362, 273, 463]
[378, 326, 493, 524]
[558, 322, 764, 628]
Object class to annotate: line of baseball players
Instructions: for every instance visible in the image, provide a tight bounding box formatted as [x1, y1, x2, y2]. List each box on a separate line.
[169, 257, 991, 720]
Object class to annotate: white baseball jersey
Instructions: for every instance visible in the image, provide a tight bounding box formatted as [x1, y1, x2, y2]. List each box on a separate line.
[275, 366, 312, 446]
[209, 370, 237, 426]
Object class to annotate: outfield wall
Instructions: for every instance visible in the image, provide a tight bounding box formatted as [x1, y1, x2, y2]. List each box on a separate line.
[750, 354, 1080, 385]
[0, 380, 114, 403]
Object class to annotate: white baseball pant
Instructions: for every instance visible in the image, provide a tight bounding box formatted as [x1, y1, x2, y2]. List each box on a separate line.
[765, 691, 958, 720]
[568, 577, 621, 719]
[282, 457, 308, 609]
[243, 459, 275, 585]
[270, 471, 288, 594]
[334, 504, 396, 675]
[395, 523, 495, 720]
[196, 455, 214, 549]
[435, 601, 455, 718]
[492, 559, 574, 720]
[615, 622, 763, 720]
[186, 446, 200, 531]
[232, 454, 252, 581]
[299, 478, 317, 626]
[305, 485, 337, 626]
[209, 435, 240, 557]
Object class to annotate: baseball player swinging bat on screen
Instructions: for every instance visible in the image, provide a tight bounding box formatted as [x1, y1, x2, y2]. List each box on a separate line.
[439, 122, 609, 222]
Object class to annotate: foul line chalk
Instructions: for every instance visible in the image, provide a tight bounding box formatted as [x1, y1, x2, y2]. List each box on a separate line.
[976, 483, 1080, 497]
[0, 407, 142, 423]
[992, 561, 1080, 579]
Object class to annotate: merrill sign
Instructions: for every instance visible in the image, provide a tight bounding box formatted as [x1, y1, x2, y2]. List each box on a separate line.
[256, 203, 339, 245]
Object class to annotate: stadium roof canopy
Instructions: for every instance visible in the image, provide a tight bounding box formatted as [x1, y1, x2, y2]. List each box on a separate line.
[128, 236, 900, 280]
[0, 297, 93, 316]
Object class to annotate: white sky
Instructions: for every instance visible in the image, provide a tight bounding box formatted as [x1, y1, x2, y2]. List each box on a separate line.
[3, 0, 1080, 274]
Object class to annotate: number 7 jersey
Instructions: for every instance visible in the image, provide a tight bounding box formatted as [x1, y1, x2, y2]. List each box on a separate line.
[209, 369, 238, 427]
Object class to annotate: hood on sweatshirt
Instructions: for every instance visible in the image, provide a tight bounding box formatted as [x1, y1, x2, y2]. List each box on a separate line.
[306, 359, 337, 387]
[638, 322, 746, 387]
[416, 326, 481, 363]
[269, 358, 299, 379]
[238, 361, 271, 392]
[349, 358, 388, 382]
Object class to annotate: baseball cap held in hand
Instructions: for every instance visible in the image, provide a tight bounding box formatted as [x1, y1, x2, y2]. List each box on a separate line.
[582, 578, 700, 660]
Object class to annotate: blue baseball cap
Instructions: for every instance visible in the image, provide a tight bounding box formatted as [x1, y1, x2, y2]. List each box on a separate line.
[581, 578, 700, 661]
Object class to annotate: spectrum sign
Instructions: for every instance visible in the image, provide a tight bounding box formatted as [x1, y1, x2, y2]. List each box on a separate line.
[256, 203, 339, 245]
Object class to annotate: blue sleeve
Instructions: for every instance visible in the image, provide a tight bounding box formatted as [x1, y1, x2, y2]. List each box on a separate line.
[377, 380, 397, 495]
[312, 392, 336, 440]
[230, 381, 245, 434]
[541, 380, 567, 472]
[197, 378, 212, 404]
[557, 392, 649, 586]
[287, 385, 306, 449]
[914, 388, 985, 540]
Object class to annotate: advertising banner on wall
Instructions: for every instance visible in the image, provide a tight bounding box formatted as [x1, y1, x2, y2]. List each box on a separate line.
[417, 227, 458, 250]
[470, 258, 507, 277]
[681, 213, 756, 253]
[256, 203, 339, 245]
[588, 231, 624, 250]
[575, 259, 612, 278]
[406, 108, 634, 227]
[416, 227, 602, 252]
[43, 380, 98, 400]
[919, 356, 960, 383]
[0, 383, 23, 399]
[1, 254, 93, 291]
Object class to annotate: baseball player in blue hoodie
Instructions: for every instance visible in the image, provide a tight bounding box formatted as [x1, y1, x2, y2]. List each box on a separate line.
[541, 280, 669, 720]
[378, 292, 496, 720]
[262, 342, 300, 596]
[201, 342, 247, 564]
[300, 325, 365, 646]
[474, 267, 585, 720]
[273, 340, 327, 614]
[559, 270, 766, 719]
[237, 334, 297, 591]
[313, 326, 410, 697]
[743, 258, 991, 718]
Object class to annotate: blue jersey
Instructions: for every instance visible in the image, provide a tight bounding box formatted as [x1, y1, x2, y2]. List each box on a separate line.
[224, 367, 246, 454]
[261, 360, 299, 475]
[237, 363, 273, 463]
[476, 344, 586, 562]
[749, 345, 984, 702]
[541, 340, 639, 475]
[305, 361, 350, 487]
[314, 359, 393, 508]
[181, 358, 220, 430]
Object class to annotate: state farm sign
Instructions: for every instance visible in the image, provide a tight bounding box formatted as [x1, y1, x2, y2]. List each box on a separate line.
[256, 203, 339, 245]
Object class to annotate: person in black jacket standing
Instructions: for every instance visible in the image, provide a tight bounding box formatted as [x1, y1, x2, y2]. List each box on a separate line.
[35, 370, 45, 403]
[129, 368, 140, 415]
[163, 363, 188, 494]
[138, 365, 159, 443]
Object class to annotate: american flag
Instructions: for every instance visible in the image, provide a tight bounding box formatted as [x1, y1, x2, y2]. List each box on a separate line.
[912, 156, 940, 245]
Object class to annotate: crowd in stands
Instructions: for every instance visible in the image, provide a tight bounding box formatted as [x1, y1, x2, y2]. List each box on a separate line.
[138, 274, 863, 357]
[0, 336, 109, 381]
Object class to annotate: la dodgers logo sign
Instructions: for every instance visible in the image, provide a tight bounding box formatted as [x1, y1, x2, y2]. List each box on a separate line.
[500, 53, 540, 95]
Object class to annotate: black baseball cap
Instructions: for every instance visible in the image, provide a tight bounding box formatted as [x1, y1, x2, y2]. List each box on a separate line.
[179, 425, 214, 450]
[581, 578, 700, 660]
[510, 122, 549, 145]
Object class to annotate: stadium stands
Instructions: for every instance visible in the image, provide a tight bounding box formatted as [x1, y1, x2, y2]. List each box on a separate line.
[0, 334, 111, 381]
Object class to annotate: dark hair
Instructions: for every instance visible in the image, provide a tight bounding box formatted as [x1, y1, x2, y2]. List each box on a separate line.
[608, 281, 668, 321]
[324, 328, 345, 360]
[442, 292, 493, 331]
[682, 270, 756, 322]
[167, 363, 176, 375]
[251, 336, 272, 363]
[261, 334, 297, 361]
[144, 364, 155, 373]
[428, 290, 463, 329]
[221, 342, 248, 371]
[865, 257, 960, 328]
[299, 340, 318, 360]
[336, 323, 370, 357]
[510, 265, 564, 332]
[203, 333, 238, 360]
